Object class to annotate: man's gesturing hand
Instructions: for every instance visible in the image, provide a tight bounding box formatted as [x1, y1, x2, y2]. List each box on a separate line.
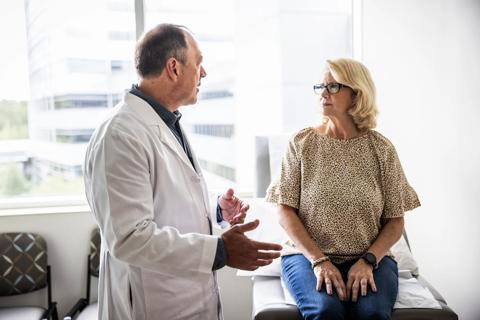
[222, 219, 282, 271]
[218, 188, 249, 225]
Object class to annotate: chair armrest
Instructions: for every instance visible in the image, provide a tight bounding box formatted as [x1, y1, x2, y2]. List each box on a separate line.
[63, 298, 89, 320]
[41, 301, 58, 320]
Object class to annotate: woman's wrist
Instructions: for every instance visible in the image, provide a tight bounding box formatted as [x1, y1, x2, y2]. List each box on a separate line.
[311, 256, 330, 269]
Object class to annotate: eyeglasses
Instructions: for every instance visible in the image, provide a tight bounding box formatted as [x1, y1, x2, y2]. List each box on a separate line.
[313, 83, 350, 95]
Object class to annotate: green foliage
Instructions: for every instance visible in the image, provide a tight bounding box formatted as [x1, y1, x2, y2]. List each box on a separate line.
[0, 164, 31, 196]
[0, 164, 85, 198]
[28, 175, 85, 196]
[0, 99, 29, 140]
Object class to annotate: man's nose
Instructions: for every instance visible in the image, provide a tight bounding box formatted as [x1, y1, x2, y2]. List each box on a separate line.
[200, 66, 207, 78]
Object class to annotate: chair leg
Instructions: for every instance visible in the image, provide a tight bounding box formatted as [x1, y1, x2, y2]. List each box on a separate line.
[52, 304, 59, 320]
[86, 254, 91, 303]
[40, 302, 58, 320]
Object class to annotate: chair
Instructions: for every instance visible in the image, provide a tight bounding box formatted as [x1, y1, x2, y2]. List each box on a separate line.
[0, 232, 59, 320]
[64, 228, 100, 320]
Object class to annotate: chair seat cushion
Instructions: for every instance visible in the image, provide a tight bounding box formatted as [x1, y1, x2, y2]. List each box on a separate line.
[0, 306, 45, 320]
[77, 302, 98, 320]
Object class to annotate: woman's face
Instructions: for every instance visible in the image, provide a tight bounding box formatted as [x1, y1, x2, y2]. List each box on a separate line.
[320, 71, 354, 118]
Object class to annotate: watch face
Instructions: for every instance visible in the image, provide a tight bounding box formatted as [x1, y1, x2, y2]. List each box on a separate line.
[363, 252, 377, 267]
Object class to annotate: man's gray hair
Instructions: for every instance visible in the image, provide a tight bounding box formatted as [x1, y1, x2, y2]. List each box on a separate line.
[135, 23, 189, 77]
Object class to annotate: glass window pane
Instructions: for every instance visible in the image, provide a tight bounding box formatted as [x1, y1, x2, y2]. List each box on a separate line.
[144, 0, 353, 195]
[0, 0, 136, 201]
[145, 0, 236, 193]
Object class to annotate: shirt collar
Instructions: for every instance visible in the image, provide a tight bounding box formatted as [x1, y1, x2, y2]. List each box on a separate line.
[129, 84, 181, 127]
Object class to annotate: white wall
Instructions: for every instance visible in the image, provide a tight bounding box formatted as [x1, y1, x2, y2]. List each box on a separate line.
[360, 0, 480, 319]
[0, 211, 253, 319]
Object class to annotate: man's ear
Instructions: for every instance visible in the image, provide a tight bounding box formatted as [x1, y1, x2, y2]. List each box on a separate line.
[165, 58, 179, 79]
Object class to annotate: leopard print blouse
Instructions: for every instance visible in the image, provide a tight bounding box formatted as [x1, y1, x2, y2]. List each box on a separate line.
[265, 127, 420, 264]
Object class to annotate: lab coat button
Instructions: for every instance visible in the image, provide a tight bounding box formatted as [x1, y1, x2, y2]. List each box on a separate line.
[191, 176, 200, 183]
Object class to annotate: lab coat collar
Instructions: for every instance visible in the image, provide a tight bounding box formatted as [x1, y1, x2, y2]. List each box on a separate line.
[123, 91, 199, 176]
[124, 91, 164, 125]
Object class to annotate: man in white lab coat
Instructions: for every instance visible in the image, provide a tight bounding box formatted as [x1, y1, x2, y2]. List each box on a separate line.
[83, 24, 282, 320]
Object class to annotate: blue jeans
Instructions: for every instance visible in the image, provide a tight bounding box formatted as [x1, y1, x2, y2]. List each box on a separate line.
[281, 254, 398, 320]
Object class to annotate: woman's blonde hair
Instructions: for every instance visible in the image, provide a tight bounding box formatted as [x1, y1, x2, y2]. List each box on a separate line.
[326, 58, 378, 130]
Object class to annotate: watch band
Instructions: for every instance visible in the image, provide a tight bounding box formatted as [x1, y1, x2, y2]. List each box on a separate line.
[361, 252, 378, 269]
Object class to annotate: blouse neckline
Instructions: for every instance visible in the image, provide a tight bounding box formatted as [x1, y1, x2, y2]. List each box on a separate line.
[311, 127, 371, 143]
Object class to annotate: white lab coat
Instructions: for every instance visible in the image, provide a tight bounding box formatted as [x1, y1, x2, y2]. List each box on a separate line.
[84, 92, 223, 320]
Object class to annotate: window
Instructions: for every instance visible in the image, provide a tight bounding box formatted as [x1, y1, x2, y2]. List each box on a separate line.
[109, 30, 135, 41]
[198, 159, 236, 182]
[145, 0, 237, 192]
[66, 58, 107, 74]
[1, 0, 353, 206]
[0, 0, 136, 201]
[192, 124, 234, 138]
[56, 129, 95, 143]
[54, 94, 109, 109]
[111, 60, 133, 72]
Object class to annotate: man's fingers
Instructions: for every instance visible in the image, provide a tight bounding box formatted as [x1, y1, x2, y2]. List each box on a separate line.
[242, 265, 259, 271]
[223, 221, 282, 271]
[229, 216, 245, 225]
[256, 251, 281, 260]
[252, 259, 273, 267]
[251, 239, 283, 251]
[240, 202, 250, 213]
[222, 188, 234, 200]
[238, 259, 273, 270]
[231, 212, 246, 223]
[234, 219, 259, 233]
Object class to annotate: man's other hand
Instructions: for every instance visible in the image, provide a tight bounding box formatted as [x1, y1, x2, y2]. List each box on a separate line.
[222, 219, 282, 271]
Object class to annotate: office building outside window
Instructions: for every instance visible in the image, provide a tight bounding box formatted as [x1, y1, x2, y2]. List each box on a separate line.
[0, 0, 353, 203]
[0, 0, 136, 200]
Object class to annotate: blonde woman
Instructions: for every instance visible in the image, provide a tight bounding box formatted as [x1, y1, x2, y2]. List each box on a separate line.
[266, 58, 420, 320]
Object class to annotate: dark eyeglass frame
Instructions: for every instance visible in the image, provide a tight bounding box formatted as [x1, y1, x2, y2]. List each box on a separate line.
[313, 82, 351, 95]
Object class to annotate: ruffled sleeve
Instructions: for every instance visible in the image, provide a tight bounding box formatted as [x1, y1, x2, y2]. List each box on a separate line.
[265, 137, 301, 209]
[381, 144, 421, 218]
